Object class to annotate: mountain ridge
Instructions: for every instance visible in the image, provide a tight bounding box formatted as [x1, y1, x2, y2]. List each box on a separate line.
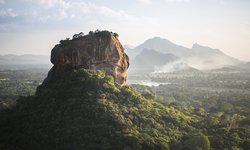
[126, 37, 243, 72]
[128, 37, 190, 59]
[0, 54, 50, 65]
[129, 49, 180, 73]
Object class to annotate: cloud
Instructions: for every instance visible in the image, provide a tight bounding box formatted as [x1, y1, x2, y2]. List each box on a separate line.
[90, 3, 133, 21]
[0, 0, 148, 31]
[32, 0, 132, 22]
[0, 0, 4, 4]
[138, 0, 190, 4]
[137, 0, 151, 5]
[0, 8, 18, 17]
[164, 0, 190, 2]
[39, 0, 70, 8]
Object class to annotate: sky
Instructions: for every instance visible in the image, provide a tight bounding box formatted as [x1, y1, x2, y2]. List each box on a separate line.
[0, 0, 250, 61]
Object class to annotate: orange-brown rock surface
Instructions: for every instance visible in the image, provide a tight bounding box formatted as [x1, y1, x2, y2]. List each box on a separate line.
[43, 30, 129, 85]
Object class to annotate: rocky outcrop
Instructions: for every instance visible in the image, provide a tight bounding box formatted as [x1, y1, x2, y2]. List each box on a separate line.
[43, 30, 129, 85]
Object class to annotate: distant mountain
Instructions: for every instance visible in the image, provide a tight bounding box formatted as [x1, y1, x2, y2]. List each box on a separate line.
[0, 54, 51, 70]
[210, 62, 250, 73]
[233, 62, 250, 71]
[124, 45, 136, 60]
[245, 62, 250, 68]
[123, 44, 135, 50]
[0, 54, 50, 65]
[127, 37, 243, 71]
[129, 49, 180, 73]
[187, 43, 242, 70]
[126, 37, 190, 59]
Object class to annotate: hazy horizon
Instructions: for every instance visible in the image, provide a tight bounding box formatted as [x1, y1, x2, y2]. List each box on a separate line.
[1, 0, 250, 61]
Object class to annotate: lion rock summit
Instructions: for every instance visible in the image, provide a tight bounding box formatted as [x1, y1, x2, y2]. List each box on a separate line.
[42, 30, 129, 86]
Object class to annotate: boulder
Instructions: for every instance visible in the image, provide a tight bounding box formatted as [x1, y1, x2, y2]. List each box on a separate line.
[43, 30, 129, 85]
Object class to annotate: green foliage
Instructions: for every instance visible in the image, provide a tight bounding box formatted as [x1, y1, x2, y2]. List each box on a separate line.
[59, 30, 119, 47]
[183, 132, 210, 150]
[72, 32, 84, 39]
[0, 69, 45, 110]
[112, 32, 119, 38]
[0, 69, 196, 149]
[88, 30, 94, 35]
[131, 70, 250, 149]
[1, 68, 250, 149]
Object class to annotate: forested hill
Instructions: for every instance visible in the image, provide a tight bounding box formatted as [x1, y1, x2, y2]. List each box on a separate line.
[0, 69, 210, 150]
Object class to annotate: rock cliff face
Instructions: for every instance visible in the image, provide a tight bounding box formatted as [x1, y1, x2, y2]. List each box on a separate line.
[43, 31, 129, 85]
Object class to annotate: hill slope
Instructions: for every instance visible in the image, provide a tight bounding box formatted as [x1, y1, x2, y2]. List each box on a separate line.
[0, 69, 202, 150]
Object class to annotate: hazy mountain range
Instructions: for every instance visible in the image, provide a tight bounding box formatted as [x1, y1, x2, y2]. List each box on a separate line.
[126, 37, 244, 73]
[130, 49, 180, 73]
[0, 54, 51, 70]
[0, 54, 50, 65]
[0, 37, 247, 72]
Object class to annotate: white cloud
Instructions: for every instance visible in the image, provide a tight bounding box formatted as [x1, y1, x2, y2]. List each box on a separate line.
[39, 15, 51, 23]
[31, 0, 134, 23]
[39, 0, 65, 8]
[0, 0, 158, 34]
[0, 0, 4, 4]
[138, 0, 190, 4]
[90, 3, 133, 21]
[137, 0, 151, 5]
[0, 8, 18, 17]
[164, 0, 190, 2]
